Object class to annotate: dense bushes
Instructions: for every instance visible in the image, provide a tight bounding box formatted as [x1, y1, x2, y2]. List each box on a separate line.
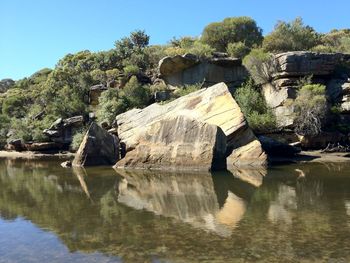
[263, 17, 319, 53]
[201, 17, 263, 52]
[293, 84, 327, 136]
[96, 76, 150, 125]
[234, 79, 276, 133]
[243, 49, 275, 84]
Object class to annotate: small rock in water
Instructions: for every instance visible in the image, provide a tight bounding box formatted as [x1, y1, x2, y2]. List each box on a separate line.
[61, 161, 72, 168]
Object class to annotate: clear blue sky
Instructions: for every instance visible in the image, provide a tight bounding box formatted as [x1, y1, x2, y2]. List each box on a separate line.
[1, 0, 349, 80]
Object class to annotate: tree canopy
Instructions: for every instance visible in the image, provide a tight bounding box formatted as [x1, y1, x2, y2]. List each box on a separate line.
[262, 17, 320, 53]
[201, 16, 263, 52]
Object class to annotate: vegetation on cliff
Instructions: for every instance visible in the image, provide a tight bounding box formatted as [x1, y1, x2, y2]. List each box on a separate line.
[1, 16, 350, 149]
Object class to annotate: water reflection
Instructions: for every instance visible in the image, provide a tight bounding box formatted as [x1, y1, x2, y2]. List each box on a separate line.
[113, 169, 261, 237]
[0, 158, 350, 262]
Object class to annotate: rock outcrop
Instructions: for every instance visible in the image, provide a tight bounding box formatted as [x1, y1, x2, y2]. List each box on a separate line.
[44, 116, 84, 145]
[159, 54, 247, 88]
[263, 52, 350, 128]
[114, 82, 266, 170]
[89, 84, 108, 106]
[116, 115, 227, 171]
[73, 122, 119, 167]
[0, 78, 15, 93]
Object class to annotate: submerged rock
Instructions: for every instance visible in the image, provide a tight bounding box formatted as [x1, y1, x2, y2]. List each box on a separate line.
[61, 160, 72, 168]
[115, 82, 266, 169]
[72, 122, 119, 167]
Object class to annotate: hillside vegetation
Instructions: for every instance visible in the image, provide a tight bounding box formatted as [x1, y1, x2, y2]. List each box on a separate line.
[1, 17, 350, 149]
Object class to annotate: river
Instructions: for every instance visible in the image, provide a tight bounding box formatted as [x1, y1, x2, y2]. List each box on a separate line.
[0, 157, 350, 262]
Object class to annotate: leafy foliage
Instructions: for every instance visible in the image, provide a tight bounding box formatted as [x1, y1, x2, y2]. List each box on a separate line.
[201, 17, 263, 52]
[96, 77, 150, 125]
[234, 79, 276, 133]
[293, 84, 328, 136]
[71, 129, 86, 151]
[263, 17, 320, 53]
[226, 42, 250, 58]
[243, 49, 275, 84]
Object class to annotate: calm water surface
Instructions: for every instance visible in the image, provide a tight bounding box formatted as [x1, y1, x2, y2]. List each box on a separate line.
[0, 157, 350, 263]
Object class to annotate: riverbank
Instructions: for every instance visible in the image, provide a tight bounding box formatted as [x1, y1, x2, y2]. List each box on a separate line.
[0, 150, 349, 165]
[0, 150, 74, 159]
[270, 150, 350, 164]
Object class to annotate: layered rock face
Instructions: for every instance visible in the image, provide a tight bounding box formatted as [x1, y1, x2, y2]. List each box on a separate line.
[73, 122, 119, 167]
[263, 51, 350, 128]
[116, 115, 227, 171]
[115, 82, 266, 170]
[159, 54, 247, 88]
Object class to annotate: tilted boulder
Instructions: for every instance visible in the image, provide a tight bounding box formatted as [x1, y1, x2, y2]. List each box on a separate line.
[159, 54, 247, 88]
[73, 122, 119, 167]
[115, 82, 266, 169]
[115, 115, 227, 171]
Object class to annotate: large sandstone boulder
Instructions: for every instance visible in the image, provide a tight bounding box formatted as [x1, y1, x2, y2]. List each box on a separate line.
[159, 54, 247, 88]
[115, 115, 227, 171]
[73, 122, 119, 167]
[115, 82, 266, 169]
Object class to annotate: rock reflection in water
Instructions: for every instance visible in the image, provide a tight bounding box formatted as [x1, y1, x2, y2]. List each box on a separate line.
[114, 168, 264, 236]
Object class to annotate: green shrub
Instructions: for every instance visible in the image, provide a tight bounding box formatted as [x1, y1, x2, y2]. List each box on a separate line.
[243, 49, 275, 84]
[201, 16, 263, 52]
[0, 114, 10, 148]
[96, 89, 128, 125]
[226, 42, 250, 58]
[150, 82, 168, 93]
[187, 41, 214, 58]
[293, 84, 327, 136]
[122, 76, 151, 108]
[174, 83, 202, 97]
[123, 65, 139, 76]
[247, 111, 277, 133]
[2, 88, 28, 118]
[263, 17, 320, 53]
[71, 129, 86, 151]
[234, 79, 276, 133]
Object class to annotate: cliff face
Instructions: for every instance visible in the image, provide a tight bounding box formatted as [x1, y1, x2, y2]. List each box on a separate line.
[263, 51, 350, 129]
[159, 54, 247, 89]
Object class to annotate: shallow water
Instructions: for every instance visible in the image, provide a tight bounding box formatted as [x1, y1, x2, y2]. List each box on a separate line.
[0, 158, 350, 263]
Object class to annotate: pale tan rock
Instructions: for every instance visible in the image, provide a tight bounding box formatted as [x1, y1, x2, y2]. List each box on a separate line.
[115, 82, 266, 169]
[115, 115, 227, 171]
